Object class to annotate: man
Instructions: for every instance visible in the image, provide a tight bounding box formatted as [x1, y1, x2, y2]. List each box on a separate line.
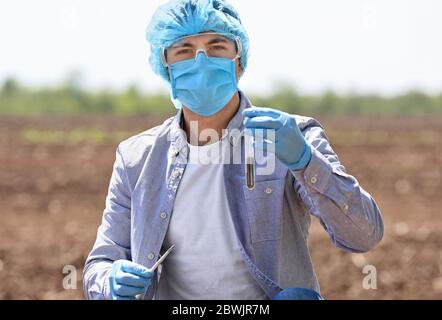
[83, 0, 383, 300]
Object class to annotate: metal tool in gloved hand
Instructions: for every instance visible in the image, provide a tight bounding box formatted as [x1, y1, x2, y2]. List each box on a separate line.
[108, 244, 175, 300]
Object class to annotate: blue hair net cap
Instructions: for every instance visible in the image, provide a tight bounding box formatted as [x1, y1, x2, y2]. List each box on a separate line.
[146, 0, 250, 82]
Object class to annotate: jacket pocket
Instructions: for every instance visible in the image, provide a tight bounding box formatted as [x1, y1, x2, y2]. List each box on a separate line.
[243, 178, 285, 243]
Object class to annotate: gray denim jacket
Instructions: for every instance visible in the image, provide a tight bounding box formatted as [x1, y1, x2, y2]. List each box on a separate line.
[83, 91, 384, 300]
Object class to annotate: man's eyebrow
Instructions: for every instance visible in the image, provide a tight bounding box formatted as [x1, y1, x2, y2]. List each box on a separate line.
[170, 41, 194, 49]
[170, 37, 230, 49]
[207, 37, 229, 45]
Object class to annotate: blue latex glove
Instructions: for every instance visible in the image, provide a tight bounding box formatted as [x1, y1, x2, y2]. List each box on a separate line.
[108, 260, 153, 300]
[243, 107, 312, 170]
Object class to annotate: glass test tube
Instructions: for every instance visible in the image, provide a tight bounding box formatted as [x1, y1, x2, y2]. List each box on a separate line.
[244, 130, 255, 190]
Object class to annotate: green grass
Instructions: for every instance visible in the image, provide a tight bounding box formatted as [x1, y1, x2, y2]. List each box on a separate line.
[22, 127, 442, 147]
[21, 128, 138, 145]
[328, 129, 442, 147]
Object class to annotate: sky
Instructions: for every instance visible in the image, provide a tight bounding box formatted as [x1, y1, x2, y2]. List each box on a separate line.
[1, 0, 441, 95]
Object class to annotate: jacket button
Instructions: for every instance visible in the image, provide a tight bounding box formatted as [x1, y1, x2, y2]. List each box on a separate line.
[147, 253, 155, 260]
[170, 147, 179, 157]
[160, 212, 168, 219]
[310, 176, 318, 184]
[172, 170, 180, 178]
[265, 187, 272, 194]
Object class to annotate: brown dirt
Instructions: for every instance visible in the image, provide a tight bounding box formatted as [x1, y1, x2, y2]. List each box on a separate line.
[0, 115, 441, 300]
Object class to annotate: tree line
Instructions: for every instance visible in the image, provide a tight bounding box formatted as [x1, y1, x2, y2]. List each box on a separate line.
[1, 78, 441, 116]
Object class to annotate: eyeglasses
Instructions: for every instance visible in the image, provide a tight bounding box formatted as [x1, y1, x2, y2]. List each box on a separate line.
[161, 32, 242, 67]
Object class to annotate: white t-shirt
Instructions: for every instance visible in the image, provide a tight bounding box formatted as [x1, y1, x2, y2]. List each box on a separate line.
[155, 136, 267, 300]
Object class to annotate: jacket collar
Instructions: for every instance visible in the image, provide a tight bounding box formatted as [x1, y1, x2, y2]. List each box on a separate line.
[168, 90, 252, 157]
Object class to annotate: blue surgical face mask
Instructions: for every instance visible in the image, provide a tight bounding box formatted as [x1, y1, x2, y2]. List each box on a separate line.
[168, 52, 239, 117]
